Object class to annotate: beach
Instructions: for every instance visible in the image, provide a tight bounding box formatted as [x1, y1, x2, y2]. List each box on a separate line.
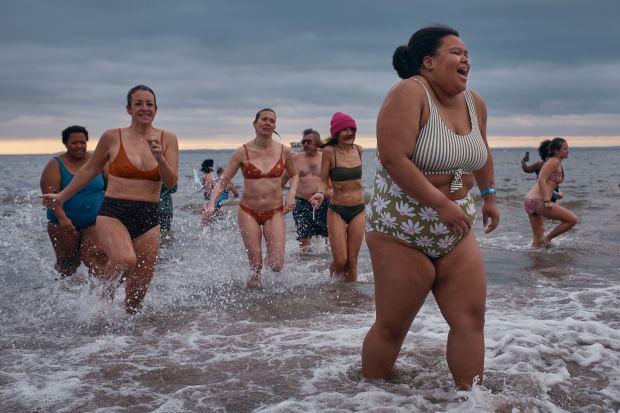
[0, 147, 618, 412]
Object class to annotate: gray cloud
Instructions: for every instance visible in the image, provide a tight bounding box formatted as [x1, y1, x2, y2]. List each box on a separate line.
[0, 0, 618, 143]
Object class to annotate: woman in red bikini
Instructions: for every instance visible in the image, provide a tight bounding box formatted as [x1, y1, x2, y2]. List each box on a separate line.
[204, 108, 298, 288]
[524, 137, 577, 247]
[42, 85, 179, 313]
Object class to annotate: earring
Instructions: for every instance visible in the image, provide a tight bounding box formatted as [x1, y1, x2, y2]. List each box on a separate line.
[426, 65, 433, 71]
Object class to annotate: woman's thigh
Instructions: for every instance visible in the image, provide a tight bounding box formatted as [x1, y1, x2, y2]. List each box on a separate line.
[537, 203, 577, 222]
[346, 210, 365, 260]
[47, 223, 81, 264]
[366, 232, 436, 328]
[262, 212, 286, 260]
[432, 233, 486, 327]
[237, 208, 263, 259]
[327, 210, 349, 261]
[130, 226, 160, 276]
[95, 216, 135, 260]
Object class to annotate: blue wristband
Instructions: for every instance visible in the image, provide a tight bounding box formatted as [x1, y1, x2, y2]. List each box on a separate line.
[480, 187, 496, 197]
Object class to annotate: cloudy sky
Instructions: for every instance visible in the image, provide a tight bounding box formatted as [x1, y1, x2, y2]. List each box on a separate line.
[1, 0, 619, 153]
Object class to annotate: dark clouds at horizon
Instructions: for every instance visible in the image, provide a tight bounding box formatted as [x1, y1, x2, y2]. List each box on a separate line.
[1, 0, 619, 142]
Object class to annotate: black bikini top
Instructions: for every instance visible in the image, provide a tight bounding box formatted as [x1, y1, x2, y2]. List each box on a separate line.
[329, 145, 362, 182]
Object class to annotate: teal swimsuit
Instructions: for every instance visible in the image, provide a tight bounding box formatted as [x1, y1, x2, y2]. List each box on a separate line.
[46, 157, 105, 230]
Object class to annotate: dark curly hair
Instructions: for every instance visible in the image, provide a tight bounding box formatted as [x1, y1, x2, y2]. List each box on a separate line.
[547, 137, 567, 158]
[392, 25, 459, 79]
[61, 125, 89, 145]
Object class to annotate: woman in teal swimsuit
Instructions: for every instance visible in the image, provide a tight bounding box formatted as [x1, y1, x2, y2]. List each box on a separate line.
[309, 112, 365, 282]
[40, 125, 108, 278]
[361, 25, 500, 389]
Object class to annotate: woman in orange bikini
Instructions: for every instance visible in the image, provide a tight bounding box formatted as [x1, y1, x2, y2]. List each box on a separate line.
[524, 137, 577, 247]
[204, 108, 298, 288]
[42, 85, 179, 313]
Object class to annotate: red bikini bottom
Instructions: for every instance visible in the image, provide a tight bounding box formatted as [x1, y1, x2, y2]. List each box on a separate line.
[239, 203, 284, 226]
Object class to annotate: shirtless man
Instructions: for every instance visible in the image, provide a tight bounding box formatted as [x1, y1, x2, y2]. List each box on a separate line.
[283, 129, 330, 249]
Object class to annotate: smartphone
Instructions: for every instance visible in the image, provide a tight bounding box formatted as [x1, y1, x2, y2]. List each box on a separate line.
[523, 151, 530, 162]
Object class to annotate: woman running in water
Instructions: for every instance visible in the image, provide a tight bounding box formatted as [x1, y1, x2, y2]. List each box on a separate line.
[42, 85, 179, 313]
[204, 108, 298, 288]
[40, 125, 107, 278]
[309, 112, 365, 282]
[524, 137, 577, 247]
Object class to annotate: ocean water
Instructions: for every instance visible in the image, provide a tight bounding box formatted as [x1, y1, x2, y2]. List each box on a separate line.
[0, 147, 618, 412]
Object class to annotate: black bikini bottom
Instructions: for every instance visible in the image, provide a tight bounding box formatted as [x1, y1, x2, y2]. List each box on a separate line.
[98, 197, 160, 239]
[329, 204, 365, 224]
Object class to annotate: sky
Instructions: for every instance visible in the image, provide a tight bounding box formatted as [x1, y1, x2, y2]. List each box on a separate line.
[0, 0, 619, 154]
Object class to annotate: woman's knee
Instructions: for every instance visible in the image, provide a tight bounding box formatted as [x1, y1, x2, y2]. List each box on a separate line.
[107, 250, 137, 272]
[566, 212, 578, 227]
[332, 255, 348, 272]
[447, 305, 486, 333]
[373, 319, 410, 344]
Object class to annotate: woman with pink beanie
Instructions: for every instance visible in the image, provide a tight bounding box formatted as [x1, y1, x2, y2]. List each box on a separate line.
[309, 112, 364, 282]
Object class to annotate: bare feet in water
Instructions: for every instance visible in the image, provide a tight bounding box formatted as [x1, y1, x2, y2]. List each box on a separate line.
[246, 274, 263, 289]
[532, 237, 551, 248]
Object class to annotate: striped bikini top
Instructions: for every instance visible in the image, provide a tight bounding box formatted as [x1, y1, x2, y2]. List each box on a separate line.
[109, 128, 161, 181]
[412, 79, 488, 193]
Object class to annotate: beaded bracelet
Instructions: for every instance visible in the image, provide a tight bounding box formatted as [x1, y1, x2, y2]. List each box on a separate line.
[480, 187, 497, 197]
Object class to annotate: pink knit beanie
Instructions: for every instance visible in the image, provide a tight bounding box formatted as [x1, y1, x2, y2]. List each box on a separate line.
[329, 112, 357, 137]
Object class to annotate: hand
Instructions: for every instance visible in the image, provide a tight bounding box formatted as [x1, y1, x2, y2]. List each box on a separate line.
[284, 194, 296, 213]
[481, 200, 500, 234]
[146, 136, 164, 160]
[41, 193, 64, 209]
[435, 199, 471, 236]
[555, 192, 564, 200]
[201, 204, 216, 224]
[308, 192, 325, 208]
[58, 217, 76, 233]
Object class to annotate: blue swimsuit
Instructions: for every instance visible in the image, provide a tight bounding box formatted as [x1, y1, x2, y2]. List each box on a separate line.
[46, 157, 105, 230]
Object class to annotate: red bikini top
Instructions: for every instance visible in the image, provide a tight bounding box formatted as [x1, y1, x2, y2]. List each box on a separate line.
[242, 144, 285, 179]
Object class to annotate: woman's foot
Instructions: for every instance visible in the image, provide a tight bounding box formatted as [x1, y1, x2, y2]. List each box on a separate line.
[246, 274, 263, 289]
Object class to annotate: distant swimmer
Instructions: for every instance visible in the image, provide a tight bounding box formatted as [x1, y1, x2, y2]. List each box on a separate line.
[201, 160, 239, 225]
[309, 113, 365, 282]
[42, 85, 179, 313]
[282, 129, 329, 250]
[40, 125, 108, 278]
[524, 137, 577, 247]
[522, 139, 561, 202]
[203, 109, 298, 288]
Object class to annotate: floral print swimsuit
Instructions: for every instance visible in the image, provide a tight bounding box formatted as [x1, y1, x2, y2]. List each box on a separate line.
[365, 160, 477, 259]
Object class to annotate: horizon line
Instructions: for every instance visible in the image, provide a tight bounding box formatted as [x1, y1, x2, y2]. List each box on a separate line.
[1, 135, 620, 155]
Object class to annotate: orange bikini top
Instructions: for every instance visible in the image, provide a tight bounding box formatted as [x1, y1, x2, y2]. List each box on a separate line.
[109, 128, 162, 181]
[242, 144, 285, 179]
